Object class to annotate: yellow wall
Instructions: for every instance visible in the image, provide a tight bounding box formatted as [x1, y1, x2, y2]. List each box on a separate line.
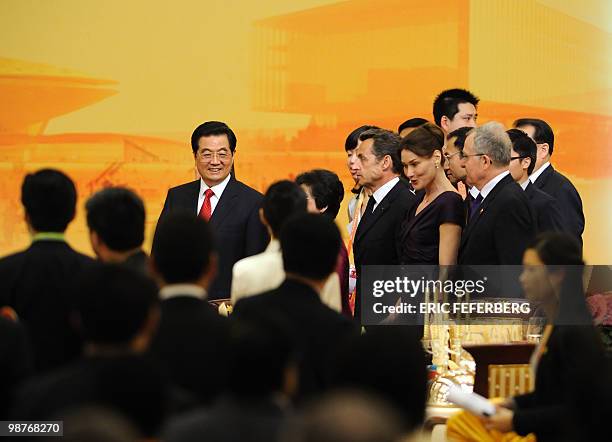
[1, 0, 610, 262]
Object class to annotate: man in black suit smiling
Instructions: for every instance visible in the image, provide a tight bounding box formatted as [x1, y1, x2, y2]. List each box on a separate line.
[459, 122, 536, 265]
[158, 121, 269, 299]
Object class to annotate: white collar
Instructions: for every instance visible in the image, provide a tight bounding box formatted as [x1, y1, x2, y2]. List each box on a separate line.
[529, 161, 550, 184]
[371, 176, 400, 210]
[520, 179, 530, 191]
[468, 185, 480, 199]
[479, 170, 510, 200]
[199, 173, 231, 198]
[160, 284, 207, 300]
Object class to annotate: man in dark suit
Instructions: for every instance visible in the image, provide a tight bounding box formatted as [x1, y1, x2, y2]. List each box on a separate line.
[86, 187, 149, 274]
[514, 118, 584, 245]
[162, 320, 295, 442]
[149, 212, 230, 405]
[12, 264, 169, 438]
[507, 129, 564, 234]
[0, 169, 94, 373]
[158, 121, 269, 299]
[352, 129, 417, 320]
[232, 213, 358, 402]
[459, 122, 536, 265]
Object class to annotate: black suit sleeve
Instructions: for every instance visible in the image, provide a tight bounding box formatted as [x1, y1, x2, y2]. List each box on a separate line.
[152, 190, 173, 253]
[557, 182, 585, 241]
[538, 198, 565, 233]
[243, 200, 269, 257]
[158, 189, 173, 224]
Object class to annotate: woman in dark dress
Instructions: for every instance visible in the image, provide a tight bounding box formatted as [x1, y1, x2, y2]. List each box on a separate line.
[448, 233, 609, 441]
[397, 123, 464, 265]
[296, 169, 351, 317]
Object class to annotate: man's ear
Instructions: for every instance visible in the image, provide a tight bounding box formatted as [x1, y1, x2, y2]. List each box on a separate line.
[148, 256, 158, 279]
[538, 143, 550, 159]
[259, 207, 268, 227]
[89, 230, 99, 248]
[382, 154, 393, 172]
[89, 231, 104, 258]
[24, 213, 33, 233]
[440, 116, 450, 133]
[133, 305, 161, 353]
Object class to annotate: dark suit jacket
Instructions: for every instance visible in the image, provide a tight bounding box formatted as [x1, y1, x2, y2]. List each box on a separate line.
[232, 279, 358, 401]
[158, 176, 269, 299]
[163, 395, 285, 442]
[459, 174, 536, 265]
[513, 326, 608, 442]
[12, 354, 169, 437]
[149, 295, 230, 405]
[532, 165, 584, 245]
[0, 240, 94, 373]
[524, 182, 564, 234]
[0, 318, 31, 418]
[353, 179, 417, 319]
[122, 249, 149, 275]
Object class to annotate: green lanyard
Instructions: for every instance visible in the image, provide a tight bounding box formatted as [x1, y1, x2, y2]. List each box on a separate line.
[32, 232, 66, 243]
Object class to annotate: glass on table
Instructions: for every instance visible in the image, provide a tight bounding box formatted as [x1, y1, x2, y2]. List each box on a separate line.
[525, 317, 546, 343]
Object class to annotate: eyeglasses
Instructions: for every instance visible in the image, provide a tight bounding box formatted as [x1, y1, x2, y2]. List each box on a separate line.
[459, 152, 486, 160]
[510, 155, 528, 161]
[444, 151, 461, 160]
[197, 151, 231, 162]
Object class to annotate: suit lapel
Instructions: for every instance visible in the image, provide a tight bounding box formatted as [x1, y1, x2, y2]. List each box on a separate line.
[355, 180, 402, 242]
[524, 181, 534, 199]
[209, 176, 239, 229]
[460, 174, 513, 248]
[533, 164, 554, 190]
[180, 180, 200, 213]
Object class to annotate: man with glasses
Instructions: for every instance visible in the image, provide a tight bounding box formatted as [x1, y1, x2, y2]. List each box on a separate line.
[507, 129, 564, 234]
[158, 121, 268, 299]
[458, 122, 536, 265]
[445, 127, 481, 221]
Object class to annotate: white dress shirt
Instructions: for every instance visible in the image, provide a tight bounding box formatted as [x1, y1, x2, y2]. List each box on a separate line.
[159, 283, 207, 301]
[197, 173, 232, 215]
[371, 176, 400, 212]
[479, 170, 510, 201]
[231, 239, 342, 312]
[520, 179, 530, 190]
[529, 161, 550, 184]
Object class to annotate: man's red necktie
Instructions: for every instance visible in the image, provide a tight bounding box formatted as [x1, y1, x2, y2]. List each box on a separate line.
[199, 188, 214, 221]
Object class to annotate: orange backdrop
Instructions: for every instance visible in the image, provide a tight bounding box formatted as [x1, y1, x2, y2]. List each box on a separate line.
[1, 0, 611, 262]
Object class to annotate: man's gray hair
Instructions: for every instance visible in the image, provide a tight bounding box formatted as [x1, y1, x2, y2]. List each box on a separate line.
[473, 121, 511, 166]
